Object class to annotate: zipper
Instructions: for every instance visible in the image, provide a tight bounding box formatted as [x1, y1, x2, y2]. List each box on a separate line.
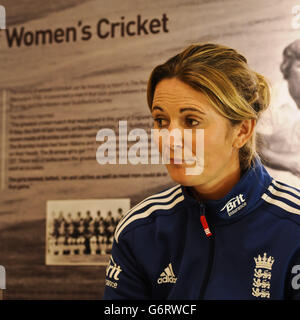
[198, 201, 215, 299]
[199, 202, 213, 237]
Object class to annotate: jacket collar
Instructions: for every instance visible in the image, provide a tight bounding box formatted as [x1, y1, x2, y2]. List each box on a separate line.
[182, 158, 272, 225]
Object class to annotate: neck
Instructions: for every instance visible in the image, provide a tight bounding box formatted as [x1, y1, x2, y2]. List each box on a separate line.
[289, 88, 300, 108]
[191, 160, 242, 201]
[293, 98, 300, 109]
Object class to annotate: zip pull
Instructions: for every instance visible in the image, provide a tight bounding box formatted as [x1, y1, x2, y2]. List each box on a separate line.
[200, 215, 212, 237]
[199, 203, 212, 237]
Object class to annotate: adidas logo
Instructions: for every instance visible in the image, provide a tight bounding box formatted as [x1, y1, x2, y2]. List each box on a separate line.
[157, 263, 178, 284]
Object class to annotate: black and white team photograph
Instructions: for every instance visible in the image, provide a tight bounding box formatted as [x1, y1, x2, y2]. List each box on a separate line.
[45, 199, 130, 265]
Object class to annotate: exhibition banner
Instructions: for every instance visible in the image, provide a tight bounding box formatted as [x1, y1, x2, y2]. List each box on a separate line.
[0, 0, 299, 299]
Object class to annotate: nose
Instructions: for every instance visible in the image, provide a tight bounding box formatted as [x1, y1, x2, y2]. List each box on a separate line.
[162, 127, 183, 151]
[170, 132, 183, 151]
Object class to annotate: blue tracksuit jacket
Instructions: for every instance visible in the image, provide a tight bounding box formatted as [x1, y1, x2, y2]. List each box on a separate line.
[103, 160, 300, 300]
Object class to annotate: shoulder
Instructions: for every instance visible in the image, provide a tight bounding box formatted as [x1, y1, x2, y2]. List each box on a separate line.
[270, 80, 297, 111]
[261, 178, 300, 226]
[114, 184, 185, 243]
[256, 81, 298, 134]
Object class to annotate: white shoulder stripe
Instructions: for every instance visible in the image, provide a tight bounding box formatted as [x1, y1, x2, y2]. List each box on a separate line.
[115, 194, 185, 243]
[268, 182, 300, 206]
[115, 184, 181, 236]
[272, 180, 300, 198]
[261, 193, 300, 215]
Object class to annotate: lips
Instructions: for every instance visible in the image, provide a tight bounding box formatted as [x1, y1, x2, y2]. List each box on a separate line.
[162, 150, 196, 164]
[170, 158, 183, 164]
[170, 156, 182, 161]
[169, 157, 196, 165]
[162, 154, 183, 164]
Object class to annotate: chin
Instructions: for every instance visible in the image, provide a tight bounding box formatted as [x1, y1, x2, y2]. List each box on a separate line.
[166, 165, 203, 186]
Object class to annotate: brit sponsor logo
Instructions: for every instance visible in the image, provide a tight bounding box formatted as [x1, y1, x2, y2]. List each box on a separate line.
[106, 256, 122, 289]
[220, 194, 247, 216]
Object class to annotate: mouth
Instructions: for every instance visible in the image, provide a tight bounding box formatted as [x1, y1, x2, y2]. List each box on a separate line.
[170, 157, 183, 162]
[169, 157, 196, 165]
[162, 150, 196, 165]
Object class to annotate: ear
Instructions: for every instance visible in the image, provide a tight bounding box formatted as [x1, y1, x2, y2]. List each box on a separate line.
[232, 119, 256, 148]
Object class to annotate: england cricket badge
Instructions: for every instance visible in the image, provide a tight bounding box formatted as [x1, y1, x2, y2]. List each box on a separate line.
[251, 252, 275, 299]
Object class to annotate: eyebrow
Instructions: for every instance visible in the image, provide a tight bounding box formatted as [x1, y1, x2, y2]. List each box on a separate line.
[152, 105, 164, 112]
[152, 105, 206, 115]
[179, 107, 206, 115]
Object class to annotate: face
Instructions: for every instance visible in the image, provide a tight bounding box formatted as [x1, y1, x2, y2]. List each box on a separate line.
[151, 78, 240, 188]
[288, 59, 300, 103]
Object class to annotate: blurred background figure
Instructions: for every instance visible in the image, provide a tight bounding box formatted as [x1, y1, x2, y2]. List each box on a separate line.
[89, 222, 98, 255]
[57, 211, 66, 255]
[257, 39, 300, 188]
[77, 220, 86, 255]
[115, 208, 124, 227]
[84, 211, 93, 234]
[48, 211, 57, 255]
[104, 211, 115, 253]
[94, 210, 103, 232]
[97, 218, 106, 255]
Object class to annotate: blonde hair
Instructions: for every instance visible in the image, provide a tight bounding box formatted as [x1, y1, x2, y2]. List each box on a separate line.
[147, 43, 270, 171]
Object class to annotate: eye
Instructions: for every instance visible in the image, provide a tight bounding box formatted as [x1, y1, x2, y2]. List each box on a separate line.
[185, 117, 200, 127]
[153, 117, 169, 128]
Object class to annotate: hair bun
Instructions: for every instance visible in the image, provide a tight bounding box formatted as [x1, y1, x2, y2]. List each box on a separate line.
[254, 72, 271, 116]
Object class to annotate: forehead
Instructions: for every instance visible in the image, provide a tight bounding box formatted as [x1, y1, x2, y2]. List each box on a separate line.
[152, 78, 209, 106]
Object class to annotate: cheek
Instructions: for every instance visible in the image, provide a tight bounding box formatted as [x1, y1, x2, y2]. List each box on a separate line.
[200, 127, 233, 161]
[290, 69, 300, 84]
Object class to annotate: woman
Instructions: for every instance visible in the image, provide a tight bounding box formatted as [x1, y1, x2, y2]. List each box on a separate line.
[103, 43, 300, 300]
